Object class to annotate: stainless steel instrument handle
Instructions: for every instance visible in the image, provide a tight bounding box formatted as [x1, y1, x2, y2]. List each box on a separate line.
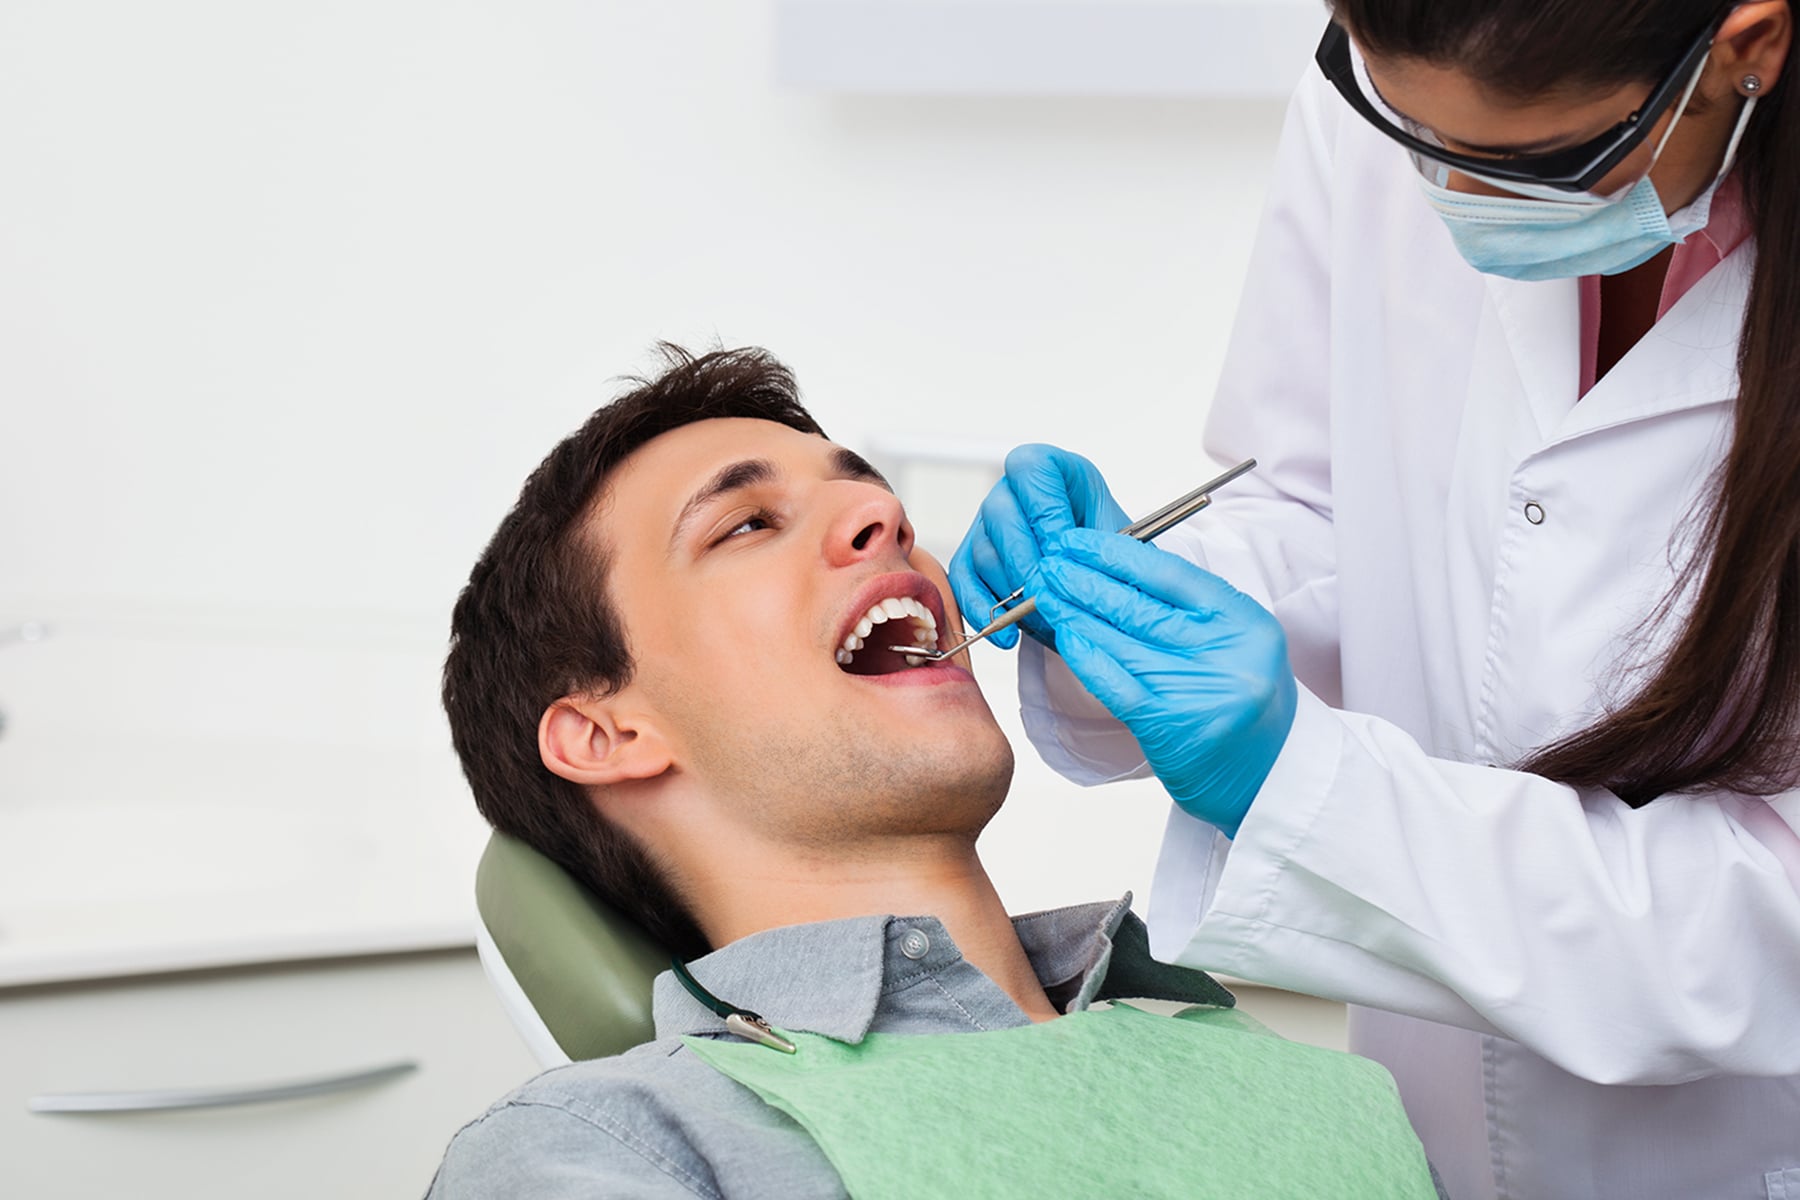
[27, 1059, 417, 1114]
[1123, 458, 1257, 541]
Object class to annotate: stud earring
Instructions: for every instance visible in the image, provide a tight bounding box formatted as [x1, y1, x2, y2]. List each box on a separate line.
[1740, 74, 1764, 94]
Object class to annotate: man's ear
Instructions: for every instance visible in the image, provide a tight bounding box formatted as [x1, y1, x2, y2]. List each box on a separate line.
[539, 694, 674, 787]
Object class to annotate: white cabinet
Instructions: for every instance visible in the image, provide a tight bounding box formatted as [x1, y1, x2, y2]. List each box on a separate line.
[1, 950, 539, 1200]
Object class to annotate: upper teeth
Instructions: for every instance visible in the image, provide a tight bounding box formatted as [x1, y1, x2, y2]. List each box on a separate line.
[835, 595, 939, 665]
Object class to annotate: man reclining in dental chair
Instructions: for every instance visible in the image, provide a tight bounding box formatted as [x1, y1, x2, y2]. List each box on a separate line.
[427, 346, 1445, 1199]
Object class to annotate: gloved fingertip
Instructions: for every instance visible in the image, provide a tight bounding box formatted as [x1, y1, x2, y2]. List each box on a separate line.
[1004, 442, 1052, 472]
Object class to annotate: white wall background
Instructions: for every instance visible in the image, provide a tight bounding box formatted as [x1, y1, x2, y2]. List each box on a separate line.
[0, 1, 1299, 916]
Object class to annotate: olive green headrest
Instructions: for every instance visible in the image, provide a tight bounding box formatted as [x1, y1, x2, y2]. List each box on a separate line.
[475, 831, 669, 1061]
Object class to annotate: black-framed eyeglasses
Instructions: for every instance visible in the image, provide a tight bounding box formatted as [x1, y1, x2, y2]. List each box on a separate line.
[1315, 14, 1729, 198]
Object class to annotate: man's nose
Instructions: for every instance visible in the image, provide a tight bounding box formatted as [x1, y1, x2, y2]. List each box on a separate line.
[824, 484, 914, 566]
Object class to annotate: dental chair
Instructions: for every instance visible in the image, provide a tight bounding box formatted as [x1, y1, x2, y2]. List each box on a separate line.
[474, 831, 667, 1067]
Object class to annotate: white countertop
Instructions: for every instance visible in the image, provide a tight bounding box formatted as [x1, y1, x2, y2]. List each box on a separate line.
[0, 616, 493, 989]
[0, 738, 493, 989]
[0, 913, 478, 990]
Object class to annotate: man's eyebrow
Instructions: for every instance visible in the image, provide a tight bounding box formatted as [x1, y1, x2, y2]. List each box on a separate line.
[831, 446, 890, 490]
[669, 457, 780, 551]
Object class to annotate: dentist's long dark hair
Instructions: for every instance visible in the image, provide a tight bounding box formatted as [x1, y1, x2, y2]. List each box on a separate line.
[1336, 0, 1800, 806]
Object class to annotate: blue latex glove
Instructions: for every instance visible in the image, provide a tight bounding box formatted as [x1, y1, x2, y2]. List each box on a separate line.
[950, 444, 1130, 649]
[1032, 528, 1298, 836]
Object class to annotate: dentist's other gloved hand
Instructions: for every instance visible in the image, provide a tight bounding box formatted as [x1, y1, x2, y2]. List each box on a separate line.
[1032, 528, 1297, 837]
[950, 444, 1130, 649]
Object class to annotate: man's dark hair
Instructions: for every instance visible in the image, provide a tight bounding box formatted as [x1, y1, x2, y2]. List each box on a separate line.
[443, 345, 825, 960]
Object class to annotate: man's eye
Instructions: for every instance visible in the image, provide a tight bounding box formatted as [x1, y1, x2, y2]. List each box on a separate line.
[714, 510, 776, 545]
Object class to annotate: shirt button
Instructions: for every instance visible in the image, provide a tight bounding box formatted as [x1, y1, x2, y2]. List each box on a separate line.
[899, 928, 931, 960]
[1524, 501, 1546, 525]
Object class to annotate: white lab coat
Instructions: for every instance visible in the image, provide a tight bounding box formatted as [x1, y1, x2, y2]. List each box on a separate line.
[1020, 68, 1800, 1200]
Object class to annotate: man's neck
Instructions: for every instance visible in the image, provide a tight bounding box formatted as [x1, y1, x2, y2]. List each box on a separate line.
[694, 839, 1062, 1024]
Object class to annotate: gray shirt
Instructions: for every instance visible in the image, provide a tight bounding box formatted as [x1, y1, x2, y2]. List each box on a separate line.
[426, 897, 1420, 1199]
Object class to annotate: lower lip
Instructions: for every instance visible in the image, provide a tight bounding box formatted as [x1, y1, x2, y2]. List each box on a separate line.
[845, 660, 977, 688]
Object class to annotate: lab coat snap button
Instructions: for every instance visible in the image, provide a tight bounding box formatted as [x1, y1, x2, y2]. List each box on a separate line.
[899, 928, 931, 960]
[1524, 501, 1546, 525]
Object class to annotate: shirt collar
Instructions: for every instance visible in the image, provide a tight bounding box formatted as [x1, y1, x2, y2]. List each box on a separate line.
[650, 894, 1235, 1045]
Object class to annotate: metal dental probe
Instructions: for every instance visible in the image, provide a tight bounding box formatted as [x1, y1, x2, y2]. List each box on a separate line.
[888, 458, 1258, 663]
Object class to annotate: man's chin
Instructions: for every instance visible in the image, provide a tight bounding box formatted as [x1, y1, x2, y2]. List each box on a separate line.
[856, 756, 1014, 845]
[904, 731, 1015, 825]
[829, 715, 1015, 833]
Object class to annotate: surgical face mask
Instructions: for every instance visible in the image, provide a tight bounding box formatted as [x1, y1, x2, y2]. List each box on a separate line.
[1419, 96, 1757, 282]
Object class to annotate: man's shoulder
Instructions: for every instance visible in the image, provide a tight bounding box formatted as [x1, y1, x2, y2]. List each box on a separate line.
[507, 1034, 704, 1104]
[427, 1037, 836, 1200]
[445, 1036, 743, 1153]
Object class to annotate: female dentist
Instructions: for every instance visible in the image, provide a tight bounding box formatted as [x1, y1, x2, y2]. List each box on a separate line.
[952, 3, 1800, 1198]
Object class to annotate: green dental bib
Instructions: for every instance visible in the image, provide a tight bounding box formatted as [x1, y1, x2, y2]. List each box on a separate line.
[685, 1000, 1437, 1199]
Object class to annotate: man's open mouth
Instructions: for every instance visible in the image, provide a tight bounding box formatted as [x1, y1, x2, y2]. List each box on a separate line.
[835, 595, 941, 676]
